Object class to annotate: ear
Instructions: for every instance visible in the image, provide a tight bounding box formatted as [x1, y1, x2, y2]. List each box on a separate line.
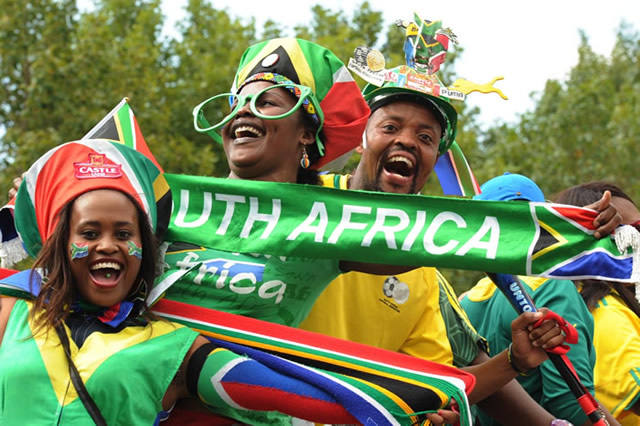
[299, 127, 315, 146]
[355, 129, 367, 154]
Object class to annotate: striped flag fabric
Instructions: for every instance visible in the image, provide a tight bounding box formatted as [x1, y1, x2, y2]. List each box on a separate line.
[152, 298, 475, 426]
[82, 97, 163, 171]
[434, 140, 481, 197]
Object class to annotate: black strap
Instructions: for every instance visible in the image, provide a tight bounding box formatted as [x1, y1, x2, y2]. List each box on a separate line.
[186, 342, 216, 396]
[55, 323, 107, 426]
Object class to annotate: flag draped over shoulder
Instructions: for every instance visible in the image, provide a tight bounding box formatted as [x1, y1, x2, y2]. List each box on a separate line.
[164, 174, 639, 282]
[0, 271, 475, 425]
[152, 298, 475, 426]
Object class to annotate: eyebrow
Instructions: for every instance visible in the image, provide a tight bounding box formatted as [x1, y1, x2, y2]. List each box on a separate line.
[77, 220, 135, 227]
[381, 114, 439, 131]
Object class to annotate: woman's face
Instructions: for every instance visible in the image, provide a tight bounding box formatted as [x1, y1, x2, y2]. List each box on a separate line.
[222, 81, 313, 182]
[68, 189, 142, 307]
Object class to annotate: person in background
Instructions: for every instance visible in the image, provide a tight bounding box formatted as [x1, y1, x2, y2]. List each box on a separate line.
[555, 181, 640, 425]
[461, 173, 619, 426]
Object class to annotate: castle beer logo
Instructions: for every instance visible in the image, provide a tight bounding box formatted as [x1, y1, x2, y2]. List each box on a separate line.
[74, 153, 123, 179]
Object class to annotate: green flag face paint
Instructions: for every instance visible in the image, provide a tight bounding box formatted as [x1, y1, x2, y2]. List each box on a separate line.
[127, 240, 143, 259]
[163, 175, 638, 283]
[70, 242, 89, 260]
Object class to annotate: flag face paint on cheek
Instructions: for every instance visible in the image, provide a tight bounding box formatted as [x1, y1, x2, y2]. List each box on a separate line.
[127, 240, 143, 259]
[70, 242, 89, 260]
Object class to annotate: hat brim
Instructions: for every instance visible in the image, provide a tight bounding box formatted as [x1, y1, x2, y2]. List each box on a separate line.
[363, 86, 458, 154]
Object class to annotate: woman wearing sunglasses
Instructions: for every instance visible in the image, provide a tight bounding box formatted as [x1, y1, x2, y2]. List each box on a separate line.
[164, 38, 388, 331]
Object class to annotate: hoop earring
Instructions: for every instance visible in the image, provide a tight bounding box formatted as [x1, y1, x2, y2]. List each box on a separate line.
[300, 146, 310, 169]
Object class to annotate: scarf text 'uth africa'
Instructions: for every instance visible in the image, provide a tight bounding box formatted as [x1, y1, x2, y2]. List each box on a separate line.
[164, 174, 638, 282]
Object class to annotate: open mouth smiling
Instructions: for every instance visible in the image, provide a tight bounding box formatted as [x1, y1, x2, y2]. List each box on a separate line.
[231, 124, 264, 139]
[383, 155, 416, 178]
[90, 261, 122, 287]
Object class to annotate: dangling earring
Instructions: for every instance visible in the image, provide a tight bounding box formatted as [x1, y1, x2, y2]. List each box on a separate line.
[300, 145, 310, 169]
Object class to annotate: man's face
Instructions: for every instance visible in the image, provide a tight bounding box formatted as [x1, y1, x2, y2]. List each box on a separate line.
[356, 101, 442, 194]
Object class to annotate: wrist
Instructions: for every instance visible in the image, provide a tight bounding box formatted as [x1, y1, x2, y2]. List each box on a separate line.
[507, 343, 530, 376]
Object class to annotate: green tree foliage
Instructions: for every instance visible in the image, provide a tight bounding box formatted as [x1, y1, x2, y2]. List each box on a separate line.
[480, 24, 640, 201]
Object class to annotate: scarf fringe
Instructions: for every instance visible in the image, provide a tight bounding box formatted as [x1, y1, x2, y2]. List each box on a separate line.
[614, 225, 640, 302]
[0, 238, 29, 268]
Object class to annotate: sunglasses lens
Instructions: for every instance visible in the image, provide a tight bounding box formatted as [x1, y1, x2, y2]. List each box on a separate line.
[198, 94, 240, 130]
[253, 85, 303, 118]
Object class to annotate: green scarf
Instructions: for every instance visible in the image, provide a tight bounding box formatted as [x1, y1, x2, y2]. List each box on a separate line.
[164, 174, 636, 282]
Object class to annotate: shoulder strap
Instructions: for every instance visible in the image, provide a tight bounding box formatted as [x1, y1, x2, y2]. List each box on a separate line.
[55, 323, 107, 426]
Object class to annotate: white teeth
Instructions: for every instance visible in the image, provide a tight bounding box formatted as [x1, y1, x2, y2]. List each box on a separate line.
[90, 262, 121, 271]
[388, 156, 414, 168]
[234, 125, 263, 138]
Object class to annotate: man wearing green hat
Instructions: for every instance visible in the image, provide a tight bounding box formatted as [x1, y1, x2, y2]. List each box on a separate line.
[300, 64, 559, 423]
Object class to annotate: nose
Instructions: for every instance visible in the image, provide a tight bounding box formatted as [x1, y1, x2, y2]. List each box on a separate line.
[393, 129, 420, 151]
[235, 97, 254, 117]
[96, 235, 118, 254]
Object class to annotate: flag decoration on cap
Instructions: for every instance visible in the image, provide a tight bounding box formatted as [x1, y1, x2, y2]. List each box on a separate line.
[13, 139, 171, 258]
[350, 13, 509, 156]
[230, 37, 370, 170]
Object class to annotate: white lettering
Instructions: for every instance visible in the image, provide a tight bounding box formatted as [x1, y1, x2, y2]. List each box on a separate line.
[215, 194, 246, 235]
[240, 197, 281, 239]
[328, 205, 372, 244]
[424, 212, 466, 254]
[362, 208, 410, 249]
[287, 202, 329, 242]
[402, 211, 426, 251]
[229, 273, 258, 294]
[174, 190, 212, 228]
[456, 216, 500, 259]
[259, 280, 287, 304]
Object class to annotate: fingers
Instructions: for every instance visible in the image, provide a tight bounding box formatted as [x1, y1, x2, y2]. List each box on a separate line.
[528, 319, 564, 349]
[587, 191, 622, 239]
[511, 311, 543, 331]
[8, 176, 23, 200]
[426, 409, 460, 425]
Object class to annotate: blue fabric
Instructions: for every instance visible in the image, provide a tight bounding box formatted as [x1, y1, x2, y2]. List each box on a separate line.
[475, 172, 545, 202]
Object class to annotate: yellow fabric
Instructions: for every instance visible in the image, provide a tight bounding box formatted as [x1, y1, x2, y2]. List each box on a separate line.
[31, 302, 185, 405]
[303, 173, 485, 366]
[466, 276, 548, 303]
[590, 293, 640, 424]
[301, 267, 455, 366]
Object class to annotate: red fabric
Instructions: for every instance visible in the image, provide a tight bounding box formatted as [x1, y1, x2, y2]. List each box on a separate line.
[315, 81, 370, 170]
[222, 382, 357, 424]
[153, 298, 476, 394]
[133, 116, 163, 172]
[0, 268, 18, 280]
[551, 206, 597, 231]
[161, 405, 237, 425]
